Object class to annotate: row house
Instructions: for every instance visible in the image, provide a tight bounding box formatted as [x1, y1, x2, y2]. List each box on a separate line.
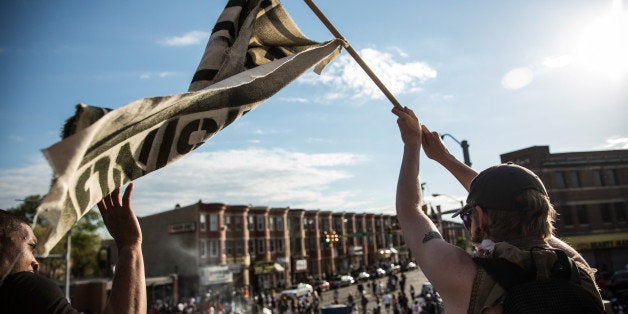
[138, 204, 410, 297]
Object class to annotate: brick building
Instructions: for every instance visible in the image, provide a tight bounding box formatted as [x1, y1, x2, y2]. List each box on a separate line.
[501, 146, 628, 275]
[138, 203, 417, 297]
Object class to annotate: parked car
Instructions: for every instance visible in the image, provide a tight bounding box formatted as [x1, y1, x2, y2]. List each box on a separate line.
[312, 279, 330, 292]
[386, 264, 401, 274]
[356, 271, 370, 281]
[607, 270, 628, 297]
[331, 275, 355, 288]
[371, 268, 386, 278]
[406, 261, 417, 270]
[281, 283, 313, 298]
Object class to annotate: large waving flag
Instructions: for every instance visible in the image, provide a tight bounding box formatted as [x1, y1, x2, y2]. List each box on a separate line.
[34, 0, 343, 256]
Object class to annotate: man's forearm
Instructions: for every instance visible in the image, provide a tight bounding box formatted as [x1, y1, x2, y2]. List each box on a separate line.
[437, 153, 478, 192]
[396, 145, 440, 261]
[105, 245, 146, 314]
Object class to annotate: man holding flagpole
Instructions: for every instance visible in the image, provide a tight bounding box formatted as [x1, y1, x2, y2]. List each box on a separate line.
[392, 106, 603, 312]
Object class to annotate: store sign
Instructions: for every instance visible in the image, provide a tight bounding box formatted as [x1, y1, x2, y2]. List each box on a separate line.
[295, 259, 307, 272]
[168, 222, 196, 234]
[565, 233, 628, 250]
[254, 262, 278, 275]
[199, 265, 232, 285]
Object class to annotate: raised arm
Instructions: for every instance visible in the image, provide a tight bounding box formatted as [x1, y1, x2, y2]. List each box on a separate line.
[421, 125, 478, 192]
[97, 183, 146, 314]
[392, 107, 475, 313]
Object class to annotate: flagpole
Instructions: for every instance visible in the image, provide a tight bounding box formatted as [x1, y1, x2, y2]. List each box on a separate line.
[304, 0, 403, 109]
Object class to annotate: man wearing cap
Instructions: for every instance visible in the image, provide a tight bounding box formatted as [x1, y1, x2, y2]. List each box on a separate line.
[391, 106, 603, 313]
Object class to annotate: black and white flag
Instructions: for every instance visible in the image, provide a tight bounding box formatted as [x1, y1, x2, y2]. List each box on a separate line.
[35, 0, 343, 255]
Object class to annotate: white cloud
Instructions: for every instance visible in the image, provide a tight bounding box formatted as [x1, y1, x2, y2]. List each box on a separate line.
[0, 157, 52, 210]
[501, 67, 534, 90]
[8, 134, 24, 142]
[158, 30, 209, 47]
[279, 97, 309, 103]
[542, 55, 574, 68]
[0, 148, 370, 216]
[128, 148, 369, 216]
[598, 136, 628, 149]
[139, 71, 179, 80]
[299, 47, 437, 101]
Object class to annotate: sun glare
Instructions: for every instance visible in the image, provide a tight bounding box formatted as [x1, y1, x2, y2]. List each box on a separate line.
[576, 0, 628, 78]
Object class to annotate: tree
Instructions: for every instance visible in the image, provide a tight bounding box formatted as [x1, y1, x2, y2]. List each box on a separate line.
[6, 196, 105, 280]
[456, 236, 468, 251]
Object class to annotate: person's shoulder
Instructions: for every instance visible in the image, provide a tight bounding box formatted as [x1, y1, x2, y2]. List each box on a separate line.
[1, 271, 58, 290]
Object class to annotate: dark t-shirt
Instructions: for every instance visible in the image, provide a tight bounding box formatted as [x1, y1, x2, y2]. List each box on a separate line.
[0, 271, 79, 314]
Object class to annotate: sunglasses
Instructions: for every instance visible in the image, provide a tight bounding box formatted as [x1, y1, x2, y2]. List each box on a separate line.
[460, 211, 472, 230]
[459, 203, 476, 230]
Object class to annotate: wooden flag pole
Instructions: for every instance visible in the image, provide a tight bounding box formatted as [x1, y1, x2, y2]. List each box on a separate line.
[304, 0, 403, 109]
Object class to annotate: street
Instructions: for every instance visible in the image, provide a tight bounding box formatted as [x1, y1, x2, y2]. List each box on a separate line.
[318, 269, 430, 313]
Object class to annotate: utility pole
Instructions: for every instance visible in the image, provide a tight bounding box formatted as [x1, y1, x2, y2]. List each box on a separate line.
[65, 230, 71, 299]
[441, 134, 472, 167]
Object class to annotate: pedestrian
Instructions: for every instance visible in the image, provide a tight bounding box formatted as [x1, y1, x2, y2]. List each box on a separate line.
[0, 183, 146, 313]
[391, 106, 603, 312]
[383, 292, 391, 313]
[409, 285, 415, 300]
[361, 293, 369, 314]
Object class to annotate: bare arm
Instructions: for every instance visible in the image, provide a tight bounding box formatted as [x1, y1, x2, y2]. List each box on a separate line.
[422, 125, 478, 192]
[97, 183, 146, 314]
[392, 107, 475, 313]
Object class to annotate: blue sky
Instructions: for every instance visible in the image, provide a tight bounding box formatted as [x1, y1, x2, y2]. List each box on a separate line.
[1, 0, 626, 219]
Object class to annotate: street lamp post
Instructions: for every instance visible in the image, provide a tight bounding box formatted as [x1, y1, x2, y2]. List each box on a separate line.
[440, 133, 472, 167]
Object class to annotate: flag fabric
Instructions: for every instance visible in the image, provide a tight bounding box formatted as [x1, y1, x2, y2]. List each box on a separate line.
[34, 0, 343, 256]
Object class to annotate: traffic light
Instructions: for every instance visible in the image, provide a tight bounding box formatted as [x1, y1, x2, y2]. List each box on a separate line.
[323, 231, 330, 243]
[387, 226, 393, 239]
[330, 230, 339, 243]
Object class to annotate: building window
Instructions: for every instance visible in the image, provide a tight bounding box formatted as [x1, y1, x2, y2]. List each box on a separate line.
[200, 214, 206, 231]
[554, 171, 566, 189]
[248, 239, 255, 253]
[210, 241, 219, 257]
[601, 203, 613, 223]
[248, 216, 254, 231]
[577, 205, 589, 225]
[615, 202, 627, 222]
[236, 241, 243, 256]
[224, 215, 231, 231]
[269, 217, 275, 231]
[235, 217, 243, 231]
[258, 239, 265, 254]
[210, 214, 218, 231]
[200, 240, 207, 258]
[592, 171, 603, 187]
[277, 217, 284, 231]
[604, 169, 618, 186]
[567, 171, 580, 188]
[269, 238, 275, 252]
[257, 216, 265, 231]
[226, 240, 232, 256]
[277, 239, 284, 252]
[561, 205, 574, 226]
